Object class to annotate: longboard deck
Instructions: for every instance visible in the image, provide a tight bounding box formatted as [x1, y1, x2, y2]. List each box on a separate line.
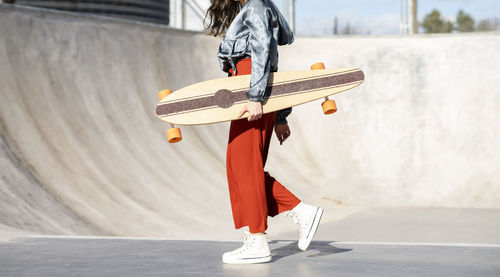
[155, 68, 364, 125]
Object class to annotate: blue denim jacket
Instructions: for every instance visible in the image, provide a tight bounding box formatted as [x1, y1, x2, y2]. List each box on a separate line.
[217, 0, 294, 125]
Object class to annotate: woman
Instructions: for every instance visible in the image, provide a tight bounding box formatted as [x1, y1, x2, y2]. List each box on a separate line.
[205, 0, 323, 264]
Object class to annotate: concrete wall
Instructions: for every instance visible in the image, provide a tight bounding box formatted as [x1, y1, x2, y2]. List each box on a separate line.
[1, 4, 499, 239]
[276, 34, 500, 208]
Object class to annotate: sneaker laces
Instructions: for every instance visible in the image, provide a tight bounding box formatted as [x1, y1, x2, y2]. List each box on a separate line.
[285, 210, 306, 237]
[235, 231, 254, 254]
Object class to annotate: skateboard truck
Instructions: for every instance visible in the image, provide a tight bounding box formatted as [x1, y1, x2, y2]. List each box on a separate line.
[158, 89, 182, 143]
[311, 62, 338, 115]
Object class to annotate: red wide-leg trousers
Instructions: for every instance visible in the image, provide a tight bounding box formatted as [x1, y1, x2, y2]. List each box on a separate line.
[226, 58, 301, 233]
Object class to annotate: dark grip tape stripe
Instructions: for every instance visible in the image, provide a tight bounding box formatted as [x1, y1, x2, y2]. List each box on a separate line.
[156, 70, 364, 117]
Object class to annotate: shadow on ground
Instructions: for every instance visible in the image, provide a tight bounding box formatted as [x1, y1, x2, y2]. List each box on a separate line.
[270, 240, 352, 262]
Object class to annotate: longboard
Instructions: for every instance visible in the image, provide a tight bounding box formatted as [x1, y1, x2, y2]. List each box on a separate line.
[155, 63, 364, 142]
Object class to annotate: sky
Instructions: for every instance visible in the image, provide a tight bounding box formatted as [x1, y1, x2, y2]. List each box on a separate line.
[273, 0, 500, 35]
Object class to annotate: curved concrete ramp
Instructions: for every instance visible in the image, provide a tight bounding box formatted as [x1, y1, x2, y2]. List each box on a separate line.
[1, 4, 499, 240]
[0, 4, 234, 239]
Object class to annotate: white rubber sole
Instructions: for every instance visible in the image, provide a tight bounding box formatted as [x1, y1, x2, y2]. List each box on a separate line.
[222, 255, 272, 264]
[298, 207, 324, 251]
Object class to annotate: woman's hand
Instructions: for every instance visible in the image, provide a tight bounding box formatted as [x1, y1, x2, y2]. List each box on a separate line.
[238, 101, 263, 121]
[274, 124, 291, 145]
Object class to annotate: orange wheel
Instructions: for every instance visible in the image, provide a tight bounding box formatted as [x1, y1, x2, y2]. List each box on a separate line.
[322, 99, 337, 114]
[166, 127, 182, 143]
[158, 89, 172, 101]
[311, 62, 325, 70]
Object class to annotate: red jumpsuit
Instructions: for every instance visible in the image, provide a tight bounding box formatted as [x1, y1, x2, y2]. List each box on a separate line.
[226, 58, 301, 233]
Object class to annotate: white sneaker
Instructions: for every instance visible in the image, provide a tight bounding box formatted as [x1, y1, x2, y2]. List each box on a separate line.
[285, 202, 324, 251]
[222, 231, 272, 264]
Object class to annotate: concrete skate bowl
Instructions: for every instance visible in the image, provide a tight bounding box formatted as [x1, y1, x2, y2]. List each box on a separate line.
[1, 4, 499, 241]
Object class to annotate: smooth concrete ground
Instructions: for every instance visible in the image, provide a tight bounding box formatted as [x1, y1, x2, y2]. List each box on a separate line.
[2, 207, 499, 276]
[280, 207, 500, 244]
[1, 238, 499, 277]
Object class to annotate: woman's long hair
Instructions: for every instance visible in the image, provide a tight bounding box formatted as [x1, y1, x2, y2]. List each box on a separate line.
[204, 0, 241, 36]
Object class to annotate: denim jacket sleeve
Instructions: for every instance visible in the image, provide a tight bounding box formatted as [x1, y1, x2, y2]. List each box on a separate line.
[242, 3, 272, 103]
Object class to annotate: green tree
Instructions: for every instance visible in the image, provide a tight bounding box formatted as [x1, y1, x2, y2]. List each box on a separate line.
[343, 22, 351, 34]
[456, 10, 475, 32]
[421, 9, 453, 33]
[477, 19, 495, 31]
[342, 22, 357, 35]
[333, 16, 338, 35]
